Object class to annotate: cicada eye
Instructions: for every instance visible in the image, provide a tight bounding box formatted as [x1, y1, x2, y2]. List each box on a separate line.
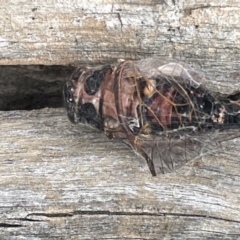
[81, 102, 96, 119]
[85, 74, 99, 95]
[78, 102, 101, 129]
[79, 103, 101, 128]
[84, 65, 112, 95]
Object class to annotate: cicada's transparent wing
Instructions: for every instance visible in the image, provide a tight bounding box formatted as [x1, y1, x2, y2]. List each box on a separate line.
[136, 58, 207, 88]
[137, 57, 240, 96]
[134, 132, 211, 176]
[135, 128, 240, 176]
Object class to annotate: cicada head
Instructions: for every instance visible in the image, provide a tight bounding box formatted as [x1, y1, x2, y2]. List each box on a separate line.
[63, 65, 113, 129]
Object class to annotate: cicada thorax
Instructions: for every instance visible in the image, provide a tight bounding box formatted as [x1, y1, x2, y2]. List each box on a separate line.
[113, 61, 151, 138]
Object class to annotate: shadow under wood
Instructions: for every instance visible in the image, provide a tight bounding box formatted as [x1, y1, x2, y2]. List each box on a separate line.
[0, 65, 75, 110]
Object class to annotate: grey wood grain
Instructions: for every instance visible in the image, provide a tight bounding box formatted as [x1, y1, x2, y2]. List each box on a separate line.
[0, 108, 239, 239]
[0, 0, 239, 85]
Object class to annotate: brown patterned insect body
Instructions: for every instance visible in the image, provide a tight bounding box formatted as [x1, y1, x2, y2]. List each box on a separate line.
[63, 58, 240, 176]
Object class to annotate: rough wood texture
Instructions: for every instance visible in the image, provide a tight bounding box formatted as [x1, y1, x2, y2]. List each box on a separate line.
[0, 0, 239, 83]
[0, 108, 240, 239]
[1, 0, 240, 238]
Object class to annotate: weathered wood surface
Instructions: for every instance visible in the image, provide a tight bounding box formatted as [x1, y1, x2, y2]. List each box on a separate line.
[0, 0, 239, 83]
[1, 0, 240, 238]
[0, 108, 240, 239]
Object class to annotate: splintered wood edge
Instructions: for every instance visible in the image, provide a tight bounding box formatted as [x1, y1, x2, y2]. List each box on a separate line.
[0, 108, 239, 238]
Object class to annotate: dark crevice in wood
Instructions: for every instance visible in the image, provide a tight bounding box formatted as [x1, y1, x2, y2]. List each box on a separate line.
[0, 65, 75, 111]
[117, 13, 123, 32]
[26, 213, 73, 219]
[24, 211, 240, 224]
[9, 218, 44, 222]
[0, 223, 23, 228]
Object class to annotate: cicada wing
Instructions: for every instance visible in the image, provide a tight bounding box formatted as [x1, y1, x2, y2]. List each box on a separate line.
[137, 58, 207, 88]
[134, 133, 209, 176]
[135, 129, 240, 176]
[137, 57, 240, 96]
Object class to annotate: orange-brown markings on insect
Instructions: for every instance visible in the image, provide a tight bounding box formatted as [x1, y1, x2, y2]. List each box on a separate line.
[141, 76, 199, 131]
[148, 86, 175, 128]
[143, 79, 156, 97]
[114, 61, 140, 146]
[121, 66, 141, 122]
[165, 76, 198, 126]
[101, 66, 120, 130]
[118, 62, 140, 125]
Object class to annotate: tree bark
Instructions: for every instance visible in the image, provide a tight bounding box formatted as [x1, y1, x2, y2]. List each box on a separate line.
[0, 108, 240, 239]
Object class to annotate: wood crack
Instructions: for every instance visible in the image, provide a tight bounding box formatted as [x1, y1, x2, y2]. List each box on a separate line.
[0, 223, 23, 228]
[117, 13, 123, 32]
[22, 211, 240, 224]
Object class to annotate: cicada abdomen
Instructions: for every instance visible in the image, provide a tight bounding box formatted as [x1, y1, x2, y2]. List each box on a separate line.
[63, 58, 240, 176]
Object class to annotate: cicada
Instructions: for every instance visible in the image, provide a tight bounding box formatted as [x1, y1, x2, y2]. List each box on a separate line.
[63, 58, 240, 176]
